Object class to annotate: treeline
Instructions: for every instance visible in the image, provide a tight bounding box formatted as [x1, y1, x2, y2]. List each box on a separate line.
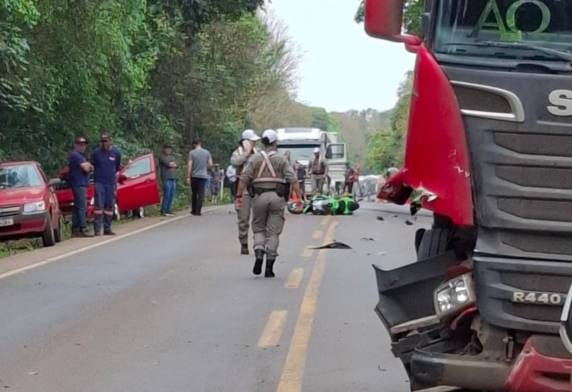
[0, 0, 313, 174]
[365, 71, 413, 173]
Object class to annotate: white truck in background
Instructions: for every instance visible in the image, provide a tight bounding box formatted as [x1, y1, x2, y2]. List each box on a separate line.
[276, 127, 347, 195]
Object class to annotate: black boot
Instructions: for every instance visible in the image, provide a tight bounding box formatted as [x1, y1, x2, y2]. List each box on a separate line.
[253, 250, 265, 276]
[241, 243, 249, 255]
[265, 258, 276, 278]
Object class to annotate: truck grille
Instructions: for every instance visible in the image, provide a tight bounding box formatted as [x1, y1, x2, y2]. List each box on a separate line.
[444, 66, 572, 261]
[475, 254, 572, 334]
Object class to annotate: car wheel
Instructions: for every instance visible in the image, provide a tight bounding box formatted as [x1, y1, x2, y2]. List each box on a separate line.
[417, 228, 452, 260]
[54, 216, 63, 243]
[42, 217, 56, 247]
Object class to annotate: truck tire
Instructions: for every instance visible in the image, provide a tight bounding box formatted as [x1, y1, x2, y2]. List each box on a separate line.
[417, 228, 452, 260]
[42, 218, 56, 247]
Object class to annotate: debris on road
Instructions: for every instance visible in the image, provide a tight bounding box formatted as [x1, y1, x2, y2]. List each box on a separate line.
[311, 241, 352, 250]
[376, 216, 385, 221]
[27, 371, 39, 376]
[405, 220, 414, 226]
[360, 237, 375, 241]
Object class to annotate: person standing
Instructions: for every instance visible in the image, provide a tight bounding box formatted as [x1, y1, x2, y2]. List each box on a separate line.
[159, 144, 178, 217]
[308, 147, 327, 195]
[294, 160, 306, 199]
[91, 132, 121, 236]
[236, 129, 301, 278]
[344, 164, 359, 195]
[186, 138, 213, 216]
[231, 129, 260, 255]
[68, 136, 93, 237]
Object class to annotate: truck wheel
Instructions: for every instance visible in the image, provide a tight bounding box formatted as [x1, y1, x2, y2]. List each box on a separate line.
[417, 228, 452, 260]
[54, 216, 63, 243]
[42, 218, 56, 247]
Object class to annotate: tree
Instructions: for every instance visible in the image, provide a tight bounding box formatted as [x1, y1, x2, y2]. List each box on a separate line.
[365, 72, 413, 173]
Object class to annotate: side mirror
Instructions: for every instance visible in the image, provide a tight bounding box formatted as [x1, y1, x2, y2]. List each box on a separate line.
[364, 0, 422, 48]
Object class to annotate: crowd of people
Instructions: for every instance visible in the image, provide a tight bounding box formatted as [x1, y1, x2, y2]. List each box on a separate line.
[64, 128, 364, 278]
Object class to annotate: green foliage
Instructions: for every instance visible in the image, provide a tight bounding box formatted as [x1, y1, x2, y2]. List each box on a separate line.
[365, 72, 413, 173]
[0, 1, 299, 175]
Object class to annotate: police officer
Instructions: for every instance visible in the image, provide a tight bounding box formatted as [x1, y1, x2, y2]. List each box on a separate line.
[91, 131, 121, 236]
[236, 129, 301, 278]
[308, 147, 327, 195]
[230, 129, 260, 255]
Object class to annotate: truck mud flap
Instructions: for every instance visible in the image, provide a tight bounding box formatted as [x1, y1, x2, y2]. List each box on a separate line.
[373, 250, 461, 334]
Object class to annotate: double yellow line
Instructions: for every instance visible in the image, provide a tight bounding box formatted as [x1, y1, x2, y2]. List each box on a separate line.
[276, 218, 338, 392]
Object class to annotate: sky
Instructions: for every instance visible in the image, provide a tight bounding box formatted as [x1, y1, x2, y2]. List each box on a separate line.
[265, 0, 415, 112]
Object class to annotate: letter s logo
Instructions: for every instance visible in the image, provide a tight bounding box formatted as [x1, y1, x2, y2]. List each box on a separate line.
[548, 89, 572, 116]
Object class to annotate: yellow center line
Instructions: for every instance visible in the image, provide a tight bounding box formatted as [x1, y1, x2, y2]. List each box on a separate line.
[320, 215, 332, 226]
[285, 268, 304, 289]
[276, 219, 338, 392]
[301, 247, 314, 259]
[258, 310, 288, 348]
[311, 230, 323, 241]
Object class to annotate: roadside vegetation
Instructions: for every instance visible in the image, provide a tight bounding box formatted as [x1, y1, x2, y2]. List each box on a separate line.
[355, 0, 422, 173]
[0, 0, 417, 257]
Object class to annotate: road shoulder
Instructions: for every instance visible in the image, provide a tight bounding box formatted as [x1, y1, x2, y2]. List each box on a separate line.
[0, 207, 224, 280]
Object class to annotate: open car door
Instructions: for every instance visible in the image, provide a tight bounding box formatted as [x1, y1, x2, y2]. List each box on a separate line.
[116, 154, 160, 213]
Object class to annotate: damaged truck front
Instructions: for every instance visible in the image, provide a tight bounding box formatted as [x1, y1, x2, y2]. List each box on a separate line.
[364, 0, 572, 390]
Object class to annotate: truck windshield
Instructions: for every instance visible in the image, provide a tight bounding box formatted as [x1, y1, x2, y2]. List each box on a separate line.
[434, 0, 572, 61]
[277, 145, 319, 163]
[0, 164, 43, 189]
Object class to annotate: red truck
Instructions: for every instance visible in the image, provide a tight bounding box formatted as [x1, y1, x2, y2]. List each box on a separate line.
[0, 161, 63, 247]
[365, 0, 572, 391]
[56, 153, 161, 221]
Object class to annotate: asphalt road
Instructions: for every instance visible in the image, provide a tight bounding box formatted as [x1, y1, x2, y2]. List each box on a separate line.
[0, 202, 431, 392]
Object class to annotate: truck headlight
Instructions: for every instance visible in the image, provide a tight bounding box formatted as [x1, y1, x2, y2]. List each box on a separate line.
[23, 201, 46, 214]
[434, 273, 475, 318]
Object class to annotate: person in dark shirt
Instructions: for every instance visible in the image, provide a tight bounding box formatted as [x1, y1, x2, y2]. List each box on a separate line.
[91, 132, 121, 236]
[68, 136, 93, 237]
[185, 138, 213, 216]
[159, 144, 178, 217]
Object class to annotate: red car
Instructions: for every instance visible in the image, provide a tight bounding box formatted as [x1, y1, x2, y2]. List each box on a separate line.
[56, 153, 160, 221]
[0, 161, 63, 247]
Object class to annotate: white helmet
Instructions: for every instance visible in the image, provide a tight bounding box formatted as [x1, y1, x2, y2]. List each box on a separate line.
[241, 129, 260, 141]
[262, 129, 279, 144]
[313, 147, 320, 154]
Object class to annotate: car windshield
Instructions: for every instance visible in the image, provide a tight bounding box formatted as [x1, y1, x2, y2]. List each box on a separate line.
[434, 0, 572, 61]
[0, 164, 44, 189]
[277, 145, 319, 163]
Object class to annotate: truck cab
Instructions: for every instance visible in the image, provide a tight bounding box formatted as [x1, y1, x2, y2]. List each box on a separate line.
[276, 128, 347, 195]
[365, 0, 572, 390]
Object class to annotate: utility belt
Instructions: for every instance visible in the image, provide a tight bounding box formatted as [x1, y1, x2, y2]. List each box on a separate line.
[249, 182, 290, 201]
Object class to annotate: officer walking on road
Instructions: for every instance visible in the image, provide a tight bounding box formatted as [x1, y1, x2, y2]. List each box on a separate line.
[236, 129, 301, 278]
[231, 129, 260, 255]
[91, 132, 121, 236]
